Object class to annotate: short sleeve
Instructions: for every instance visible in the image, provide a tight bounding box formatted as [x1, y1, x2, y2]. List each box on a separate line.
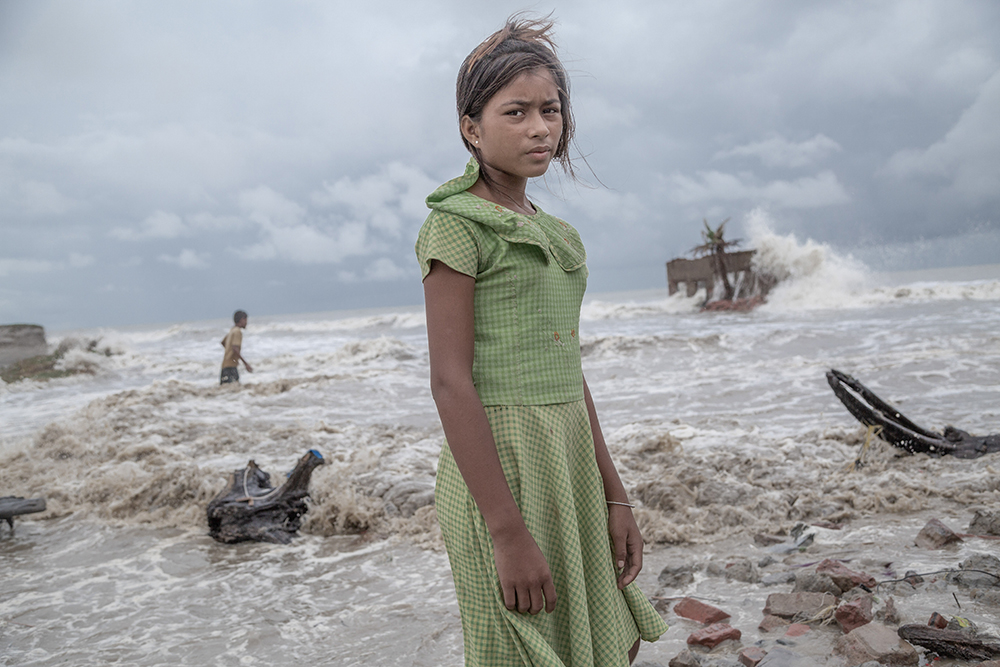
[415, 211, 480, 281]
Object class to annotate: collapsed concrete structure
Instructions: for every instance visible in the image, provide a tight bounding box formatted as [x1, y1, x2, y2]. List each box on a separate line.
[666, 250, 774, 301]
[0, 324, 47, 368]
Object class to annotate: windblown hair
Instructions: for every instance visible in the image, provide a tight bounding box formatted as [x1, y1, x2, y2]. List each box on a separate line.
[457, 14, 576, 184]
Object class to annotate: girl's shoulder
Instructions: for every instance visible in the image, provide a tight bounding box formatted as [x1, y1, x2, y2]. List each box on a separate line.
[415, 207, 489, 280]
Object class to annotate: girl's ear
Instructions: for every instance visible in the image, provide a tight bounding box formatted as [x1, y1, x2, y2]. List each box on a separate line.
[460, 115, 480, 146]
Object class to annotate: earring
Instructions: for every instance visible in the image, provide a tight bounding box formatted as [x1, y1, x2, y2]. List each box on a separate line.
[475, 140, 479, 145]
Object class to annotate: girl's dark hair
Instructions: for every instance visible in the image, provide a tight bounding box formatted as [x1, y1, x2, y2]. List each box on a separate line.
[457, 14, 576, 184]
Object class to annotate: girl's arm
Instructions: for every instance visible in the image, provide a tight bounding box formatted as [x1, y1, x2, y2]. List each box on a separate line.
[583, 375, 644, 589]
[424, 260, 557, 615]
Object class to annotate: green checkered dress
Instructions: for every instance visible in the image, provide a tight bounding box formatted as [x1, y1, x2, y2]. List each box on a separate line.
[417, 160, 668, 666]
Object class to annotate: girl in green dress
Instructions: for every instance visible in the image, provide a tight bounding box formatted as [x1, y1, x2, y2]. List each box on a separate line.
[416, 15, 668, 666]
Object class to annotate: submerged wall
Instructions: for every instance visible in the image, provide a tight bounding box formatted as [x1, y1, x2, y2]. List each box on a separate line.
[0, 324, 48, 368]
[666, 250, 773, 301]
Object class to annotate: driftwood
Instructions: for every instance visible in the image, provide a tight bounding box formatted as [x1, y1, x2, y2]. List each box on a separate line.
[0, 496, 46, 533]
[898, 624, 1000, 661]
[207, 450, 325, 544]
[827, 369, 1000, 459]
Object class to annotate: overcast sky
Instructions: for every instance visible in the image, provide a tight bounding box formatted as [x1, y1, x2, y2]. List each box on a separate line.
[2, 0, 999, 330]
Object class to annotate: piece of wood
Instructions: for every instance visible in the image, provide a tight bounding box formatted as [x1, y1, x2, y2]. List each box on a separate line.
[0, 497, 46, 520]
[0, 496, 46, 533]
[207, 450, 325, 544]
[898, 624, 1000, 661]
[827, 369, 1000, 459]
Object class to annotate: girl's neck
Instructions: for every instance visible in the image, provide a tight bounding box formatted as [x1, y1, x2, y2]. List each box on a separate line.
[467, 176, 536, 216]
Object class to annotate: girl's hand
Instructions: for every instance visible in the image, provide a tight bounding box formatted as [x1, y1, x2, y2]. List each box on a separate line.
[492, 526, 557, 615]
[608, 504, 643, 588]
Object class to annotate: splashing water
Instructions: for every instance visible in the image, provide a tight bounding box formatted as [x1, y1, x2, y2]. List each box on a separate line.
[744, 208, 873, 311]
[3, 260, 1000, 665]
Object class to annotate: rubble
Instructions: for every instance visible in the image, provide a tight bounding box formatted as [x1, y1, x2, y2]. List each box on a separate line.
[834, 594, 873, 633]
[758, 615, 790, 633]
[738, 646, 766, 666]
[674, 597, 732, 624]
[791, 571, 841, 596]
[657, 515, 1000, 667]
[835, 623, 919, 665]
[814, 558, 877, 592]
[762, 592, 838, 621]
[687, 623, 742, 649]
[914, 517, 963, 549]
[969, 509, 1000, 536]
[755, 647, 806, 666]
[949, 552, 1000, 589]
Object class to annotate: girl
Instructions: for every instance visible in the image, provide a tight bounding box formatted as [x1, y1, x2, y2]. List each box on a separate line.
[416, 15, 668, 667]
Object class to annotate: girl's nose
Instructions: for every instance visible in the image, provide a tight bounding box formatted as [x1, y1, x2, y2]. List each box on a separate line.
[527, 111, 550, 137]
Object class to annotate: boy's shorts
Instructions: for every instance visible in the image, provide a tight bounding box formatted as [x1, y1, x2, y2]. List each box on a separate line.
[220, 367, 239, 384]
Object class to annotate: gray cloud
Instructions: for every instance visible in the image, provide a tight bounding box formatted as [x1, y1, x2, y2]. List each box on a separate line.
[1, 0, 998, 328]
[158, 249, 210, 270]
[713, 134, 842, 168]
[883, 69, 1000, 203]
[666, 169, 850, 209]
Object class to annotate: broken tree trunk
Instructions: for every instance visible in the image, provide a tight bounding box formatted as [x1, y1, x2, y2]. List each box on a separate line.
[898, 624, 1000, 661]
[0, 496, 46, 533]
[207, 450, 325, 544]
[827, 369, 1000, 459]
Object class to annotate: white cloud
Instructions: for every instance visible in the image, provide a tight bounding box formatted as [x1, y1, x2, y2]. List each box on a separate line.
[239, 186, 306, 228]
[158, 249, 210, 269]
[235, 186, 360, 263]
[112, 210, 188, 240]
[312, 162, 437, 237]
[1, 1, 998, 326]
[186, 211, 246, 232]
[68, 252, 95, 268]
[0, 254, 92, 276]
[110, 209, 249, 241]
[714, 134, 842, 168]
[234, 163, 436, 265]
[575, 93, 642, 131]
[336, 259, 411, 284]
[883, 69, 1000, 203]
[666, 169, 850, 209]
[0, 258, 57, 277]
[364, 257, 408, 281]
[15, 180, 77, 217]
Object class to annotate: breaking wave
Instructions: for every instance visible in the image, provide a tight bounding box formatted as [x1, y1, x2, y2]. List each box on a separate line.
[581, 293, 701, 320]
[729, 209, 999, 313]
[0, 378, 444, 547]
[5, 377, 998, 550]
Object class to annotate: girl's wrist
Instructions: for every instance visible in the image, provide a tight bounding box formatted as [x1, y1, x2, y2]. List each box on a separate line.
[606, 500, 635, 509]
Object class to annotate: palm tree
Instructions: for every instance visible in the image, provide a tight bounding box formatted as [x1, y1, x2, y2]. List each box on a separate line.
[691, 218, 741, 300]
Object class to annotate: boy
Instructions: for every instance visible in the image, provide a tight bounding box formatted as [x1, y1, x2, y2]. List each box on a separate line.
[220, 310, 253, 384]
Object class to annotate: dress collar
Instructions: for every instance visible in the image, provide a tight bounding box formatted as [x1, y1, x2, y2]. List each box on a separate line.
[426, 158, 586, 272]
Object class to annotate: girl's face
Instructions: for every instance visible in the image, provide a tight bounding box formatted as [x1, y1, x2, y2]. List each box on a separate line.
[462, 67, 563, 186]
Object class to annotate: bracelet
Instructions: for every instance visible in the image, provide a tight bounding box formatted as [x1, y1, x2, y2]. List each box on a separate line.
[606, 501, 635, 509]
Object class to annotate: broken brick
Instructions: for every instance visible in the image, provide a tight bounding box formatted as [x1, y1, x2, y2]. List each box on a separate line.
[673, 597, 731, 624]
[687, 622, 742, 649]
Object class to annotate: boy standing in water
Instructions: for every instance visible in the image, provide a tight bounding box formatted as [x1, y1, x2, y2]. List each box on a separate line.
[220, 310, 253, 384]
